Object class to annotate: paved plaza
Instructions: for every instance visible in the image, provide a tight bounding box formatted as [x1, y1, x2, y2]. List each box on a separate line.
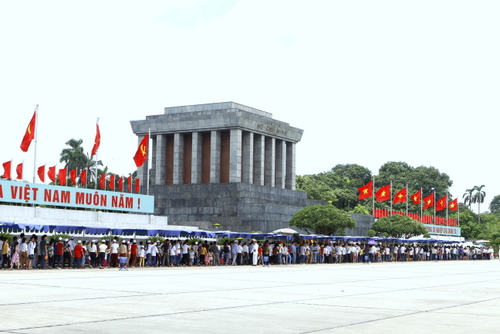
[0, 260, 499, 333]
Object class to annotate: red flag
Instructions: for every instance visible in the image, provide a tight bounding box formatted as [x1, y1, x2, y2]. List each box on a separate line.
[91, 123, 101, 156]
[48, 166, 56, 183]
[411, 190, 422, 205]
[118, 176, 123, 192]
[357, 180, 373, 200]
[393, 187, 407, 203]
[2, 161, 12, 179]
[80, 169, 87, 186]
[133, 133, 149, 167]
[436, 195, 447, 211]
[449, 198, 458, 211]
[70, 169, 77, 186]
[423, 193, 435, 210]
[58, 169, 67, 186]
[127, 175, 132, 191]
[375, 184, 391, 201]
[135, 178, 140, 193]
[20, 111, 36, 152]
[109, 174, 115, 190]
[37, 165, 45, 183]
[99, 174, 106, 190]
[16, 163, 23, 180]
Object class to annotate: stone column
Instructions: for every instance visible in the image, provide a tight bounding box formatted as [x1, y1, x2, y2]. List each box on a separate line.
[242, 131, 254, 184]
[253, 134, 265, 186]
[210, 130, 221, 183]
[264, 137, 275, 187]
[151, 135, 157, 185]
[173, 133, 184, 184]
[229, 129, 242, 183]
[275, 139, 286, 189]
[191, 132, 202, 184]
[286, 142, 296, 190]
[155, 134, 166, 185]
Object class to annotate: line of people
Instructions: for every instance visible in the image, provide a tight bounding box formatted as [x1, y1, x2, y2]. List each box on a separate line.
[0, 234, 496, 270]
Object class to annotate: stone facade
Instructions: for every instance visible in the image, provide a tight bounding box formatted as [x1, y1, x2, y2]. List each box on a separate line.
[131, 102, 323, 232]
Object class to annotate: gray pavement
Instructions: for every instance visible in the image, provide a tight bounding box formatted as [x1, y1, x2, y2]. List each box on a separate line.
[0, 260, 499, 333]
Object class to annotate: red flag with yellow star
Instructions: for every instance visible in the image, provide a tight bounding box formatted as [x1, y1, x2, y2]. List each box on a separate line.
[393, 187, 407, 203]
[375, 184, 391, 201]
[410, 190, 422, 205]
[357, 180, 373, 200]
[448, 198, 458, 211]
[436, 195, 447, 211]
[133, 133, 149, 167]
[423, 193, 435, 210]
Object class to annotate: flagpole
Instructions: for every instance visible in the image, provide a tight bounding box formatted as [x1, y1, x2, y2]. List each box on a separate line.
[389, 181, 393, 216]
[146, 128, 151, 196]
[32, 104, 39, 183]
[420, 187, 423, 223]
[371, 176, 374, 214]
[445, 193, 449, 226]
[405, 183, 408, 215]
[458, 201, 460, 227]
[94, 118, 99, 189]
[433, 189, 436, 225]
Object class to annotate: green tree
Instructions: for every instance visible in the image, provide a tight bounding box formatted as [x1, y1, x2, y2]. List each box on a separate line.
[472, 185, 486, 223]
[451, 207, 481, 239]
[60, 139, 89, 171]
[296, 175, 336, 202]
[350, 203, 370, 215]
[290, 204, 355, 235]
[371, 214, 427, 239]
[330, 164, 372, 189]
[463, 187, 475, 210]
[489, 195, 500, 214]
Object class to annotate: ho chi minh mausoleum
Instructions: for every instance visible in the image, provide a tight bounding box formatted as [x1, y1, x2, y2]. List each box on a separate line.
[130, 102, 322, 233]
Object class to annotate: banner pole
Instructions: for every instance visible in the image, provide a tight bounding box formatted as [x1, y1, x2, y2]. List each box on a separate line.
[32, 105, 39, 183]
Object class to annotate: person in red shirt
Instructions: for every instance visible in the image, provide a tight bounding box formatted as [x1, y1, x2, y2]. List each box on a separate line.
[56, 238, 65, 269]
[74, 241, 83, 269]
[129, 240, 138, 268]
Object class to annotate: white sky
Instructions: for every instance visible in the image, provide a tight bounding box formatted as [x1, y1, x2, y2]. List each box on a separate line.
[1, 1, 498, 213]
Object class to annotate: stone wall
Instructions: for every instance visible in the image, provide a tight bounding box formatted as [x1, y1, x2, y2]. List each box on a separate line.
[152, 183, 323, 233]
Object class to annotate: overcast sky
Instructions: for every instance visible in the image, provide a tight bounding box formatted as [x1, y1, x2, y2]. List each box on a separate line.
[1, 1, 498, 213]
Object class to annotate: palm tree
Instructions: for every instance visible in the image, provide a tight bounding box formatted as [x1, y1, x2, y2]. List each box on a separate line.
[463, 187, 475, 210]
[472, 185, 486, 224]
[60, 139, 89, 171]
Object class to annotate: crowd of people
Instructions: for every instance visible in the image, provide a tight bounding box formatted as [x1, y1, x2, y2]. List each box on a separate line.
[0, 233, 497, 270]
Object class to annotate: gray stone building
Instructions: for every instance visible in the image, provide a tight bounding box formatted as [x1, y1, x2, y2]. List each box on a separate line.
[130, 102, 322, 232]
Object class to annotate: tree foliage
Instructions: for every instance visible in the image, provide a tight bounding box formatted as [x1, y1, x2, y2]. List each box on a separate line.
[489, 195, 500, 213]
[290, 204, 355, 235]
[371, 214, 427, 239]
[296, 162, 453, 215]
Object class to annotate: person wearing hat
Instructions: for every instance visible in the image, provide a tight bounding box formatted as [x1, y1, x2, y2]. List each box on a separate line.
[250, 239, 259, 266]
[73, 241, 83, 269]
[118, 241, 129, 271]
[129, 240, 138, 268]
[98, 240, 107, 269]
[110, 240, 119, 268]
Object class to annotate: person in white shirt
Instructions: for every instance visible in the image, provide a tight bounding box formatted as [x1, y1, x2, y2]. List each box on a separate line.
[250, 239, 259, 266]
[27, 236, 37, 269]
[110, 240, 119, 268]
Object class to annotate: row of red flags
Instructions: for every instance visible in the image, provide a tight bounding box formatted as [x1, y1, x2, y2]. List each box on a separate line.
[18, 110, 149, 167]
[2, 161, 140, 192]
[358, 180, 458, 212]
